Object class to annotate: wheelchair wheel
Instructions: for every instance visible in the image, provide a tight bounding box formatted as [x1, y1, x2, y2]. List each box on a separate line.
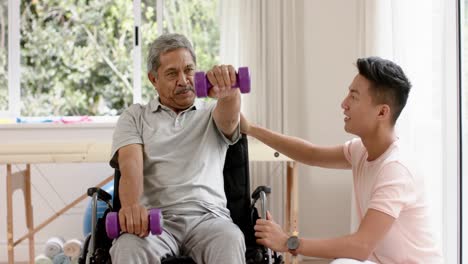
[77, 234, 91, 264]
[78, 233, 111, 264]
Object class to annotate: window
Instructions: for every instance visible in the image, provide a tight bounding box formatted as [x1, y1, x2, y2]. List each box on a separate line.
[1, 0, 219, 117]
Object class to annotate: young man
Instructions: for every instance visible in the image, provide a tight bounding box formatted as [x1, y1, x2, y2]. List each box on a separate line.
[109, 33, 244, 264]
[241, 57, 443, 263]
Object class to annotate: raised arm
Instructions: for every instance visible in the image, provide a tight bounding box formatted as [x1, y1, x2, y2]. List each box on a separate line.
[117, 144, 149, 237]
[241, 114, 350, 169]
[208, 65, 241, 139]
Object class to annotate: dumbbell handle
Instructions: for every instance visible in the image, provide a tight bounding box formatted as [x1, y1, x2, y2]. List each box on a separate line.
[194, 66, 250, 97]
[195, 72, 241, 89]
[105, 208, 163, 239]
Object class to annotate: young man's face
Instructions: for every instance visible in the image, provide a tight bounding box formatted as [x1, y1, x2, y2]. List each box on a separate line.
[148, 48, 196, 112]
[341, 74, 382, 137]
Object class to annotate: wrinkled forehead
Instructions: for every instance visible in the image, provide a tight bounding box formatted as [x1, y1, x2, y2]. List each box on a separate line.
[159, 48, 195, 70]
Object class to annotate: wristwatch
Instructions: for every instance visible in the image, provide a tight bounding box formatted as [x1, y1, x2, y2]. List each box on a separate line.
[287, 235, 300, 256]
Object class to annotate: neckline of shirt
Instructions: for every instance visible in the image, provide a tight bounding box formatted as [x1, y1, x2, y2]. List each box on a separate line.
[364, 139, 399, 166]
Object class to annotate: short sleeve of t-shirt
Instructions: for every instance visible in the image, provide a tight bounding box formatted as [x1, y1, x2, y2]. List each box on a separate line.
[343, 138, 362, 165]
[368, 162, 415, 218]
[109, 105, 144, 168]
[212, 115, 241, 146]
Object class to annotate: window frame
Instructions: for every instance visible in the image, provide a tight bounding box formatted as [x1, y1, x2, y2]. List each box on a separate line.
[1, 0, 160, 119]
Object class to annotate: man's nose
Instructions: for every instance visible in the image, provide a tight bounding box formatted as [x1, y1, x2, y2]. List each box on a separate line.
[177, 72, 188, 86]
[341, 98, 347, 110]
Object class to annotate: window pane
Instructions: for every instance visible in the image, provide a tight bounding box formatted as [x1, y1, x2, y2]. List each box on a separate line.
[141, 0, 159, 103]
[142, 0, 220, 102]
[164, 0, 220, 70]
[0, 0, 7, 111]
[20, 0, 133, 116]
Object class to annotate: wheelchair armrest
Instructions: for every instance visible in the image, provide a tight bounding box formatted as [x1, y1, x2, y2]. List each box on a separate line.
[87, 187, 112, 204]
[251, 186, 271, 200]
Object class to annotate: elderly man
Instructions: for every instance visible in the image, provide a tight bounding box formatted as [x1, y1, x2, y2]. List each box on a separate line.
[109, 33, 245, 264]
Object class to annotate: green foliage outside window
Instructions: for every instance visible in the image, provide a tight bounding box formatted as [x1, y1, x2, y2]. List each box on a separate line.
[1, 0, 219, 116]
[0, 0, 7, 111]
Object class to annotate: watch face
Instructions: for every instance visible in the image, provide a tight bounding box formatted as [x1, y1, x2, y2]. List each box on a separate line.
[287, 236, 300, 250]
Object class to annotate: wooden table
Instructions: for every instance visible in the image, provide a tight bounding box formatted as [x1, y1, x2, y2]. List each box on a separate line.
[1, 140, 298, 264]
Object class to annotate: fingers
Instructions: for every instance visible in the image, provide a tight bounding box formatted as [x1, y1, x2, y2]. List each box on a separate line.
[254, 221, 269, 232]
[119, 210, 127, 233]
[119, 205, 148, 237]
[256, 216, 277, 226]
[254, 227, 273, 249]
[207, 65, 234, 89]
[126, 210, 135, 234]
[228, 65, 236, 85]
[140, 208, 149, 237]
[118, 207, 132, 233]
[256, 238, 269, 247]
[220, 65, 231, 88]
[266, 210, 272, 220]
[132, 206, 141, 235]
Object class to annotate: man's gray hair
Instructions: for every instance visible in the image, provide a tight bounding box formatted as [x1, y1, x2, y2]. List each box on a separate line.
[147, 33, 197, 75]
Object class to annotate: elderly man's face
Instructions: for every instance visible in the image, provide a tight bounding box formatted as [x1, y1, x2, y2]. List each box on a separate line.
[148, 48, 196, 112]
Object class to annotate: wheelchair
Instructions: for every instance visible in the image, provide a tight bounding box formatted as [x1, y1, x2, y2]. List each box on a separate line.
[79, 134, 284, 264]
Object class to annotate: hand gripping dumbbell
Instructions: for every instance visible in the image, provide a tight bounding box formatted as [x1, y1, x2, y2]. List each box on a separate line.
[194, 66, 251, 97]
[105, 208, 163, 239]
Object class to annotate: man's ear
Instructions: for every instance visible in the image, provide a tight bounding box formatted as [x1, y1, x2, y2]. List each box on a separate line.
[377, 104, 391, 121]
[148, 71, 157, 86]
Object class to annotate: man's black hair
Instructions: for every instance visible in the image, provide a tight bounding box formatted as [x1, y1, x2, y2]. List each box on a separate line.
[357, 57, 412, 124]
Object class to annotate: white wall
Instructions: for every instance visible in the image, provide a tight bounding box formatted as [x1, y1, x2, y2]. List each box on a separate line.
[0, 1, 362, 261]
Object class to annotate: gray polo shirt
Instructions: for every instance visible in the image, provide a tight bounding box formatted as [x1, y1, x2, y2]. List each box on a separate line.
[110, 97, 240, 218]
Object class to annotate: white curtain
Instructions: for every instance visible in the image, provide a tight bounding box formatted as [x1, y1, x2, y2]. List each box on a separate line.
[219, 0, 303, 228]
[355, 0, 458, 262]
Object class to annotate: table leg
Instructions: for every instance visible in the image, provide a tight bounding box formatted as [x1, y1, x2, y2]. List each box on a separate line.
[289, 161, 299, 264]
[284, 161, 298, 264]
[24, 165, 35, 264]
[284, 163, 291, 264]
[6, 164, 14, 264]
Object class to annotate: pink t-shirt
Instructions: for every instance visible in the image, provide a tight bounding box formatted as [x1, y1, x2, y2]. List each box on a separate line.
[344, 138, 443, 264]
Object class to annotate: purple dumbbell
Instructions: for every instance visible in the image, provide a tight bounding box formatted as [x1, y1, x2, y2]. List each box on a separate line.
[105, 208, 163, 239]
[194, 66, 251, 97]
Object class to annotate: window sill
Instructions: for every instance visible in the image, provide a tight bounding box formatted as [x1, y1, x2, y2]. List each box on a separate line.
[0, 116, 118, 129]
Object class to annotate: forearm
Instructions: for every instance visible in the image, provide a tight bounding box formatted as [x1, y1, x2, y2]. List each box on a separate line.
[118, 157, 143, 207]
[214, 90, 241, 137]
[249, 125, 321, 166]
[296, 234, 372, 261]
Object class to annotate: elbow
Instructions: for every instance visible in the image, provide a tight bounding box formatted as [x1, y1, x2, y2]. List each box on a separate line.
[346, 233, 376, 261]
[352, 241, 374, 261]
[219, 119, 239, 136]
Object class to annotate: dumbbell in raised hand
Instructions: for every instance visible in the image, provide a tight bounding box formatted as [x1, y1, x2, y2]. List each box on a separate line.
[105, 208, 163, 239]
[194, 66, 251, 97]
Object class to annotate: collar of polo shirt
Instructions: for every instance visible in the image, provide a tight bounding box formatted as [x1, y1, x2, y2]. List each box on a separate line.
[150, 96, 204, 113]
